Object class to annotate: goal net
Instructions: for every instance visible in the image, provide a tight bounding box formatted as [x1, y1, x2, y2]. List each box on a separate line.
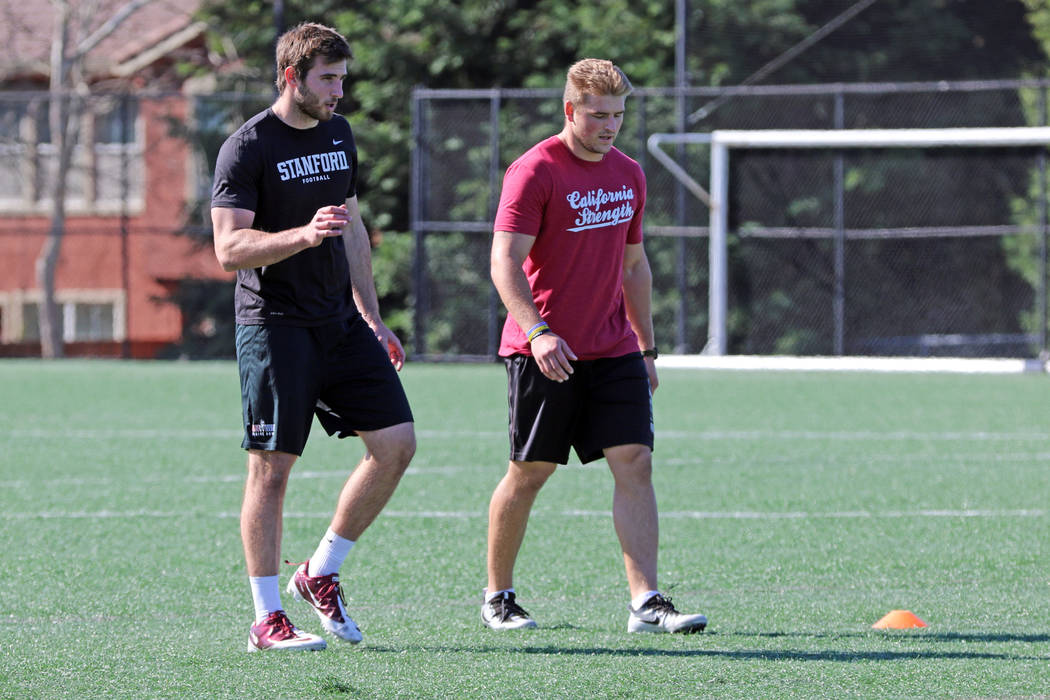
[649, 127, 1050, 359]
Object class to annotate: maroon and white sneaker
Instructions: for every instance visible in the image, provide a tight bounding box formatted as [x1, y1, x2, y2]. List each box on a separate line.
[247, 610, 326, 652]
[286, 560, 363, 643]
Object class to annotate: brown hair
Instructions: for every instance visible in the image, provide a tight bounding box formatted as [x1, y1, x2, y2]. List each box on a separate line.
[563, 59, 633, 107]
[275, 22, 353, 93]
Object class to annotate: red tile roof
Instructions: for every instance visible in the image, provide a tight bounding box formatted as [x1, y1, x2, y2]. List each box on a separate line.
[0, 0, 203, 82]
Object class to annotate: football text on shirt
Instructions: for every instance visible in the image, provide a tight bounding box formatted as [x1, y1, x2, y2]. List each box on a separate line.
[566, 185, 636, 232]
[276, 150, 350, 183]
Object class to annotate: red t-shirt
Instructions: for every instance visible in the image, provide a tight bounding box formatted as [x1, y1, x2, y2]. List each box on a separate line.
[495, 135, 646, 360]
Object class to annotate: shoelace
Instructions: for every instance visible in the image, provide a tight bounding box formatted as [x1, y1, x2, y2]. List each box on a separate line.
[313, 576, 348, 609]
[267, 611, 297, 637]
[641, 594, 678, 616]
[285, 559, 348, 614]
[494, 595, 530, 622]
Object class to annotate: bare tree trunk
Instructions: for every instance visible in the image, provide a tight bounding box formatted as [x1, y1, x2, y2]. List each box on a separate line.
[40, 89, 78, 358]
[35, 0, 158, 358]
[36, 217, 66, 358]
[36, 0, 72, 358]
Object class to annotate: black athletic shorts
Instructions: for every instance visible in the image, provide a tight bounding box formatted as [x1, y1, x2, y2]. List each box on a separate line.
[504, 352, 654, 465]
[235, 315, 414, 456]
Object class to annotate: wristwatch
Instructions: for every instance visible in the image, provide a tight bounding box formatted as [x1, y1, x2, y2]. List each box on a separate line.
[641, 347, 658, 359]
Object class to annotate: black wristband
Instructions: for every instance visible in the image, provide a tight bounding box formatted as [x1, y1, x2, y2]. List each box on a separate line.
[641, 347, 658, 359]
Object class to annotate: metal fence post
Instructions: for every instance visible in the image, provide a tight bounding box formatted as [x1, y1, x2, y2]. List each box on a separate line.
[487, 90, 502, 359]
[674, 83, 689, 353]
[410, 88, 428, 357]
[1039, 86, 1048, 358]
[120, 92, 132, 359]
[708, 138, 729, 355]
[833, 90, 846, 356]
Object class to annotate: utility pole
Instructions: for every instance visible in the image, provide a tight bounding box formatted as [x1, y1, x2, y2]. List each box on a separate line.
[674, 0, 689, 352]
[273, 0, 285, 93]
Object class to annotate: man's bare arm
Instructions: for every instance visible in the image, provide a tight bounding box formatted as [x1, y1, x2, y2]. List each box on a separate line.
[211, 205, 349, 272]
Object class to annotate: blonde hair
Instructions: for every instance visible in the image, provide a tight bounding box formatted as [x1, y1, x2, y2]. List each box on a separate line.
[563, 59, 633, 106]
[275, 22, 353, 93]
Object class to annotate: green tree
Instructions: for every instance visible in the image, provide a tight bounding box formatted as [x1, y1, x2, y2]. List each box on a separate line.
[193, 0, 679, 353]
[196, 0, 676, 232]
[190, 0, 1050, 357]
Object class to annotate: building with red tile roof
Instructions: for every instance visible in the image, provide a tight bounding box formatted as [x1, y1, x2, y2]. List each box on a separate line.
[0, 0, 235, 357]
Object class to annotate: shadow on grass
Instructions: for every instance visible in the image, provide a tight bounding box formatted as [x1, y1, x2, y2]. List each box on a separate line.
[365, 645, 1046, 662]
[508, 646, 1046, 662]
[363, 634, 1050, 662]
[738, 631, 1050, 644]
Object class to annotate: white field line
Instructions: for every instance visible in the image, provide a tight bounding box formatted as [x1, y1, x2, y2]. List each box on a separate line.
[9, 445, 1047, 490]
[0, 465, 469, 489]
[566, 509, 1049, 519]
[656, 354, 1044, 373]
[5, 445, 1048, 489]
[658, 429, 1050, 441]
[2, 508, 1045, 521]
[0, 428, 506, 440]
[3, 427, 1050, 441]
[662, 451, 1050, 465]
[0, 428, 244, 439]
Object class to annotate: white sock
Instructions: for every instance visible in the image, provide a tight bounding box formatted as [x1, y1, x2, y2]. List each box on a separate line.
[249, 575, 282, 623]
[485, 588, 514, 603]
[308, 527, 355, 577]
[631, 590, 661, 611]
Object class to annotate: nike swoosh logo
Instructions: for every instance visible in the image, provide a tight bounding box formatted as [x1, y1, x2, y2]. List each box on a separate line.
[333, 139, 343, 145]
[306, 585, 325, 608]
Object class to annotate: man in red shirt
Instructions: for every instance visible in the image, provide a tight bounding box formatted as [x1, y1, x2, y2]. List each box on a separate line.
[482, 58, 707, 634]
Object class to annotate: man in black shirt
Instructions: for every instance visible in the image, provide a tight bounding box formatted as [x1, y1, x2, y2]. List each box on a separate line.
[211, 21, 415, 652]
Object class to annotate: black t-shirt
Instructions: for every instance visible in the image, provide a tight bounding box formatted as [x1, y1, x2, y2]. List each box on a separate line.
[211, 108, 359, 326]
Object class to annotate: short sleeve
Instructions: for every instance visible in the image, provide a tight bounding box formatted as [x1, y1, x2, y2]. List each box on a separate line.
[211, 133, 261, 212]
[626, 165, 646, 245]
[342, 121, 359, 201]
[493, 158, 551, 237]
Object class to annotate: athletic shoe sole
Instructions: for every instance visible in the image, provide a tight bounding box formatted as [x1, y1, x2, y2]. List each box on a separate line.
[627, 614, 707, 634]
[246, 635, 327, 652]
[482, 614, 538, 630]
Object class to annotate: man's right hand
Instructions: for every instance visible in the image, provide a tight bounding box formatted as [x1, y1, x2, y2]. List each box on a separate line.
[303, 205, 351, 247]
[531, 332, 577, 382]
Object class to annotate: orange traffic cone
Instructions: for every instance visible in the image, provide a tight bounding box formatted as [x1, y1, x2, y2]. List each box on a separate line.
[872, 610, 927, 629]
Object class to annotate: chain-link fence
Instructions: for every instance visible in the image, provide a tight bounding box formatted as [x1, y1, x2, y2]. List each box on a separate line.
[412, 80, 1050, 359]
[4, 80, 1049, 360]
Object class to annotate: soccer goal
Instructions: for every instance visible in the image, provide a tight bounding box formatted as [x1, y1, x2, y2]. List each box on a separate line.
[648, 126, 1050, 358]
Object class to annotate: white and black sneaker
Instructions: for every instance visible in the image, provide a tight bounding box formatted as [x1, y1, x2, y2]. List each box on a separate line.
[628, 594, 707, 634]
[482, 591, 538, 630]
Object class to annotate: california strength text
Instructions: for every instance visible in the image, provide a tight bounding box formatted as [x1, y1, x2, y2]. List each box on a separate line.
[566, 185, 636, 231]
[565, 185, 634, 210]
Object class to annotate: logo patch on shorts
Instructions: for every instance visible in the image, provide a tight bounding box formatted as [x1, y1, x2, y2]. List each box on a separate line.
[250, 421, 275, 438]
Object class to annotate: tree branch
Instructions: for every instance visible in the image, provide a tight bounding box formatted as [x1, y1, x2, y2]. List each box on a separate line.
[73, 0, 157, 60]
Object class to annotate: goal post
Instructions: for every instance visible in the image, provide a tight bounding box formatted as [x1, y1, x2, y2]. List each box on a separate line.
[648, 127, 1050, 356]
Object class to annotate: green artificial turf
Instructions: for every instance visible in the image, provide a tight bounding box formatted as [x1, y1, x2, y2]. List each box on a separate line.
[1, 360, 1048, 698]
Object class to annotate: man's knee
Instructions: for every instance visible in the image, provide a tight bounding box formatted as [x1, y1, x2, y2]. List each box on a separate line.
[606, 444, 653, 482]
[507, 460, 557, 492]
[246, 450, 297, 491]
[365, 422, 416, 471]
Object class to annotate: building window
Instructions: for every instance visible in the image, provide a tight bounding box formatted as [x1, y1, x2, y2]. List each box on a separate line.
[21, 302, 39, 341]
[0, 94, 143, 215]
[94, 98, 138, 145]
[0, 290, 126, 344]
[73, 303, 115, 341]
